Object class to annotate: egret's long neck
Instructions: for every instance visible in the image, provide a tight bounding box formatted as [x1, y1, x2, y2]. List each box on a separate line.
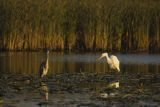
[105, 54, 109, 60]
[46, 53, 49, 64]
[105, 54, 111, 64]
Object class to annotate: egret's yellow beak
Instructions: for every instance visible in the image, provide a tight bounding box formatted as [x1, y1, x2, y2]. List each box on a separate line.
[98, 55, 104, 61]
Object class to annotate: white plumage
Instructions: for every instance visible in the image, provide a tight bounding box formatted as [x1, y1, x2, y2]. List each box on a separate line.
[98, 52, 120, 72]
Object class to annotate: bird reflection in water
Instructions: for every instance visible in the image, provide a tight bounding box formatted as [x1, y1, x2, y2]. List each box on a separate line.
[39, 82, 49, 102]
[100, 81, 120, 98]
[107, 81, 119, 88]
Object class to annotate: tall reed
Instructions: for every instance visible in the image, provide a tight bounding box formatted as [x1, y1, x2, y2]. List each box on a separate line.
[0, 0, 160, 53]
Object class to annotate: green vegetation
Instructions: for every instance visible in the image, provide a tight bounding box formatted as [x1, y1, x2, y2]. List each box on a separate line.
[0, 0, 160, 53]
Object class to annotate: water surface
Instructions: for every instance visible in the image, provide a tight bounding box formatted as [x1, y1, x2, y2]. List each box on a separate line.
[0, 52, 160, 74]
[0, 52, 160, 107]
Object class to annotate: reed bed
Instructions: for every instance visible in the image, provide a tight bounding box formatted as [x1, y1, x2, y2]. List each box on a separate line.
[0, 0, 160, 53]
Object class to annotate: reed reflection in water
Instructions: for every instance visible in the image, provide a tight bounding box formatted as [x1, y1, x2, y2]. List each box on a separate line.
[1, 52, 160, 107]
[0, 52, 160, 75]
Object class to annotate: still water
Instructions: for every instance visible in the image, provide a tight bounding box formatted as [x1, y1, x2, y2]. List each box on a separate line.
[0, 52, 160, 74]
[0, 52, 160, 107]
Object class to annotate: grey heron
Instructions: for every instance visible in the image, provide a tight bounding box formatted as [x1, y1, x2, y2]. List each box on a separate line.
[39, 50, 49, 78]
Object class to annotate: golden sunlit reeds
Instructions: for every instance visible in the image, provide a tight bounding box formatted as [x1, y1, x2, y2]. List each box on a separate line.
[0, 0, 160, 53]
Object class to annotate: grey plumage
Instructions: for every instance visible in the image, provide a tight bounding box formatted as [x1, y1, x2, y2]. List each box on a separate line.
[39, 50, 49, 78]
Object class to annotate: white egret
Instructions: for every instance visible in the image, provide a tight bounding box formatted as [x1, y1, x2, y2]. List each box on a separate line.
[39, 50, 49, 78]
[98, 52, 120, 72]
